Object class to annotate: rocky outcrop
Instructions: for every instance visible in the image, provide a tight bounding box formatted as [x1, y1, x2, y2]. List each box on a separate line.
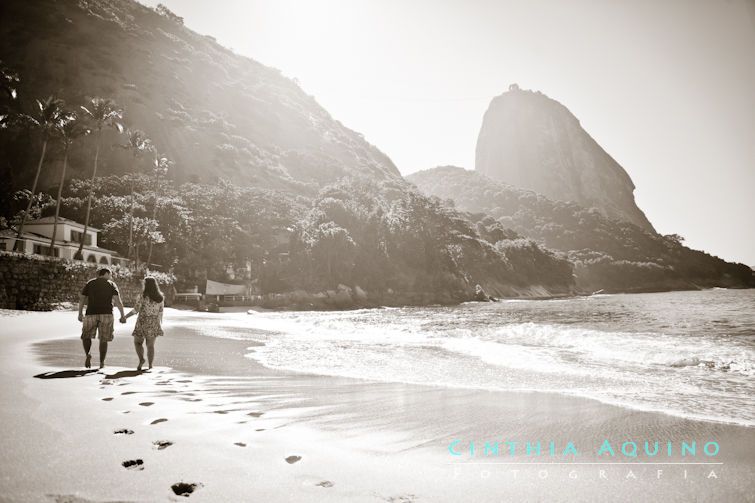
[475, 85, 654, 232]
[408, 166, 755, 293]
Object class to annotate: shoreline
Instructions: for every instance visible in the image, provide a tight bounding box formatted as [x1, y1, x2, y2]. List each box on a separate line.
[1, 309, 753, 501]
[171, 284, 754, 314]
[32, 305, 755, 429]
[10, 281, 753, 315]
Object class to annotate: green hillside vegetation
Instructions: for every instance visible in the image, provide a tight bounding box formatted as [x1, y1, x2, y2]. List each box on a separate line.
[4, 173, 574, 304]
[408, 166, 754, 293]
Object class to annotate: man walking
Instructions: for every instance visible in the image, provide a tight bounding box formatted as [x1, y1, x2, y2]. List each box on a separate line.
[78, 268, 126, 369]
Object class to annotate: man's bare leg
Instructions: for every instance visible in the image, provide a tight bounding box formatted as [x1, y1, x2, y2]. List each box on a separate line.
[83, 339, 92, 368]
[134, 340, 145, 371]
[99, 340, 108, 369]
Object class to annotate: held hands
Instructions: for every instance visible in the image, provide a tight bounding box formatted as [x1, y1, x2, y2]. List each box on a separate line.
[119, 315, 127, 324]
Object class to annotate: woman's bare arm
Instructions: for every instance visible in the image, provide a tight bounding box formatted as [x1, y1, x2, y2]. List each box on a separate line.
[125, 297, 140, 319]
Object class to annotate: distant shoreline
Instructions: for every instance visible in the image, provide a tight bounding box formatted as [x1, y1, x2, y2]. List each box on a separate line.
[120, 284, 755, 312]
[1, 283, 752, 315]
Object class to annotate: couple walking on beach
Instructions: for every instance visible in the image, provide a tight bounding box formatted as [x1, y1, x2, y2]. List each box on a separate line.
[78, 268, 164, 371]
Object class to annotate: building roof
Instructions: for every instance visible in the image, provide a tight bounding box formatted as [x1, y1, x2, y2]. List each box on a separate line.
[206, 279, 247, 296]
[24, 217, 101, 232]
[0, 229, 122, 256]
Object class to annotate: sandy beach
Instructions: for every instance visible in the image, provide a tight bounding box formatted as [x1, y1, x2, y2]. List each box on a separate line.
[0, 308, 753, 502]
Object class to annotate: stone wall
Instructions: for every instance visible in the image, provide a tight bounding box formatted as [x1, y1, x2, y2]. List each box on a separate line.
[0, 252, 175, 311]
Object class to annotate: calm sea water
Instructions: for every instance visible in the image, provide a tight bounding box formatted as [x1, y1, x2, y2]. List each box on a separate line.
[187, 289, 755, 426]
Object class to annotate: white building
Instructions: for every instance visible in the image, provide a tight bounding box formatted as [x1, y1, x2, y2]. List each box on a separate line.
[0, 217, 128, 266]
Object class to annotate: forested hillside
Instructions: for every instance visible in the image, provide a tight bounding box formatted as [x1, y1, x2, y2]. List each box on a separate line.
[44, 175, 575, 304]
[409, 166, 753, 293]
[0, 0, 400, 193]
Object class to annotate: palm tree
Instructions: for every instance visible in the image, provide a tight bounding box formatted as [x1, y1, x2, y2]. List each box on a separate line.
[0, 63, 19, 99]
[76, 97, 123, 259]
[49, 112, 90, 255]
[0, 61, 20, 127]
[118, 129, 154, 265]
[14, 96, 68, 251]
[145, 154, 171, 268]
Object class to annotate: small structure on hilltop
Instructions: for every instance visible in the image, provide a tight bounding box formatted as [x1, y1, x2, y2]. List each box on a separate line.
[0, 217, 128, 266]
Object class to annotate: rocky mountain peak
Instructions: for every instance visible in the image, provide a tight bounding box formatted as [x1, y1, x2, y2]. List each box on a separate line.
[475, 86, 654, 232]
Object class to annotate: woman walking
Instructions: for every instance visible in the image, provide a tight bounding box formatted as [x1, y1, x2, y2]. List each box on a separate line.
[125, 276, 164, 371]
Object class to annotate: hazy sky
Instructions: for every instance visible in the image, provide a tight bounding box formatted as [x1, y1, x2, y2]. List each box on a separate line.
[144, 0, 755, 266]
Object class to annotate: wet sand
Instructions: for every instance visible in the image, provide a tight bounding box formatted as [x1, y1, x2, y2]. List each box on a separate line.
[0, 309, 753, 502]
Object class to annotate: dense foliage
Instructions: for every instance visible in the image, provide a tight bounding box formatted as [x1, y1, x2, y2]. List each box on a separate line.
[1, 175, 575, 300]
[288, 179, 573, 296]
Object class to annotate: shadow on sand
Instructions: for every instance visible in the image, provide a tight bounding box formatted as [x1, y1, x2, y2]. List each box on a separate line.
[34, 369, 98, 379]
[102, 370, 145, 379]
[34, 369, 146, 379]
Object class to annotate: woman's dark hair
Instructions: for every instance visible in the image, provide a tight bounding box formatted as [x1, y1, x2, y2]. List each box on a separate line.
[142, 276, 164, 303]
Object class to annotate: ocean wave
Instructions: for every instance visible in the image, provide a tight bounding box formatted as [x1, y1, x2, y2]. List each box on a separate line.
[190, 291, 755, 426]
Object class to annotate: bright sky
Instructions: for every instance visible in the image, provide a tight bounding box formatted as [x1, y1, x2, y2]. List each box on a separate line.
[143, 0, 755, 266]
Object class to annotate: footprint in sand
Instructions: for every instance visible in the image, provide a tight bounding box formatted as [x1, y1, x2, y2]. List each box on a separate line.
[385, 495, 418, 503]
[151, 418, 168, 425]
[139, 402, 155, 407]
[234, 442, 246, 447]
[247, 412, 264, 417]
[177, 380, 191, 383]
[255, 429, 265, 432]
[114, 429, 134, 435]
[121, 391, 138, 395]
[285, 456, 301, 464]
[317, 481, 334, 488]
[213, 410, 229, 415]
[171, 482, 202, 497]
[237, 421, 247, 424]
[153, 440, 173, 450]
[122, 459, 144, 471]
[102, 397, 113, 401]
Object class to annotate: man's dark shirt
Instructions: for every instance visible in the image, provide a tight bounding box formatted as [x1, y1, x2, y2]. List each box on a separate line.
[81, 277, 120, 315]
